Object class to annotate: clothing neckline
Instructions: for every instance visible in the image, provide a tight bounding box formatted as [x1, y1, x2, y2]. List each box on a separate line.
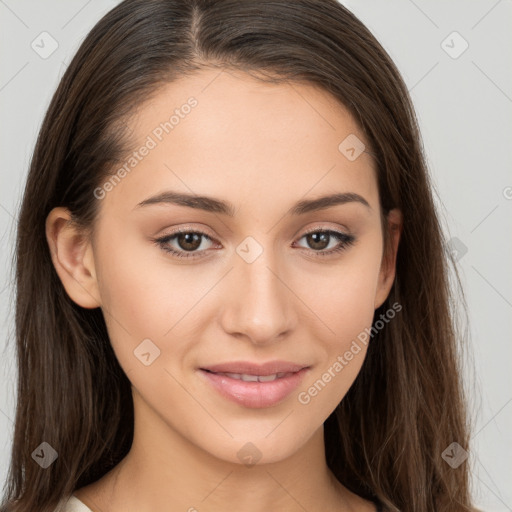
[68, 495, 93, 511]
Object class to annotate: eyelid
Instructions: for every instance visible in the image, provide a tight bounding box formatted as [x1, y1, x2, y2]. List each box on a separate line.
[155, 224, 218, 244]
[153, 223, 355, 260]
[300, 223, 351, 236]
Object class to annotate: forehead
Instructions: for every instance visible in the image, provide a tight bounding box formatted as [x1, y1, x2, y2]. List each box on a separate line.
[102, 68, 378, 216]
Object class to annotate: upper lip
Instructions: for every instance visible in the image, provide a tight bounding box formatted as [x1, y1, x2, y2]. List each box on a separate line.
[200, 360, 309, 376]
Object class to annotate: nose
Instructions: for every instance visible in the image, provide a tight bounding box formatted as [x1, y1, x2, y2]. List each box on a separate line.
[219, 248, 297, 346]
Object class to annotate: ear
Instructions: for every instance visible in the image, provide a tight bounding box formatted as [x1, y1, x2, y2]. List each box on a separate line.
[45, 207, 101, 309]
[374, 208, 402, 309]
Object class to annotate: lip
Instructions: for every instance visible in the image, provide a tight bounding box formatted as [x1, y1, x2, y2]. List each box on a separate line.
[198, 360, 310, 408]
[201, 360, 307, 375]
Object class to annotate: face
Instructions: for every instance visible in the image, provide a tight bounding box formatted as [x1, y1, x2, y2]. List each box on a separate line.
[47, 68, 401, 466]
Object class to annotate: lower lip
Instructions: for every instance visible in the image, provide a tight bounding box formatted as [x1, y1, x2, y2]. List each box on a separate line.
[199, 368, 309, 408]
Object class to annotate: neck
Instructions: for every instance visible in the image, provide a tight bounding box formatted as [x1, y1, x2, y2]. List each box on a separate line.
[77, 390, 360, 512]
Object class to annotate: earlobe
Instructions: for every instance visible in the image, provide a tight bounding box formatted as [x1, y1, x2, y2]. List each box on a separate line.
[45, 207, 101, 309]
[374, 208, 402, 310]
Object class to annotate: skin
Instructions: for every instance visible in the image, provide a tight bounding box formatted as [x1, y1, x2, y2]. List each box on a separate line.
[46, 68, 402, 512]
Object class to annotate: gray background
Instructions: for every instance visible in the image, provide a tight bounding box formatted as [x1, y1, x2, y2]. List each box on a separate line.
[0, 0, 511, 509]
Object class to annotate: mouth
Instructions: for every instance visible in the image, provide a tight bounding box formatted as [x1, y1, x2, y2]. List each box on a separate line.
[201, 370, 296, 382]
[198, 361, 310, 408]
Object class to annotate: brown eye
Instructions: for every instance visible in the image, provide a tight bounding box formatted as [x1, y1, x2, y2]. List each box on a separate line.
[305, 232, 330, 250]
[295, 229, 356, 257]
[154, 230, 216, 259]
[176, 232, 202, 252]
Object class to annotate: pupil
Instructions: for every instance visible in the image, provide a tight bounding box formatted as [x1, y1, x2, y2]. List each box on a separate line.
[179, 233, 201, 251]
[308, 232, 329, 250]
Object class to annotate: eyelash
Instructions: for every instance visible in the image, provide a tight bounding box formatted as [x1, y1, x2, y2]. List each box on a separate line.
[153, 227, 356, 260]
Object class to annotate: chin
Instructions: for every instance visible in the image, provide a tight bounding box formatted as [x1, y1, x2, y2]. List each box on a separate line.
[201, 426, 318, 467]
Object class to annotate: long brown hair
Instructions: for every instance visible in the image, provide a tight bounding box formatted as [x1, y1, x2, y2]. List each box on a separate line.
[2, 1, 478, 510]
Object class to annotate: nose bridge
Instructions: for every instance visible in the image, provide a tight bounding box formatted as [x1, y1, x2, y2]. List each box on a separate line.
[219, 236, 296, 344]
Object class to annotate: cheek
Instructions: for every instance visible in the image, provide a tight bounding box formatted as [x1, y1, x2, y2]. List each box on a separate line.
[93, 224, 181, 367]
[95, 220, 188, 328]
[94, 223, 226, 380]
[96, 219, 382, 382]
[306, 240, 383, 332]
[297, 241, 382, 404]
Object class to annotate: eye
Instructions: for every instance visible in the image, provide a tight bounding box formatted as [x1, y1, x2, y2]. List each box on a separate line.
[293, 229, 355, 257]
[153, 228, 217, 259]
[153, 227, 356, 260]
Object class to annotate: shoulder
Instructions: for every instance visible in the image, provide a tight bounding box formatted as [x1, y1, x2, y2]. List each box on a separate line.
[53, 495, 94, 512]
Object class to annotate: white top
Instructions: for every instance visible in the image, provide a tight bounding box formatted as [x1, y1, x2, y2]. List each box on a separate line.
[57, 495, 93, 512]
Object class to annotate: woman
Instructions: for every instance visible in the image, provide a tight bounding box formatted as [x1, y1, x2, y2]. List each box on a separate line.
[1, 0, 478, 511]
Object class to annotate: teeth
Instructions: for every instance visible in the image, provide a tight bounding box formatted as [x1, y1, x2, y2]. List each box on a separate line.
[241, 374, 259, 382]
[258, 374, 278, 382]
[220, 372, 286, 382]
[224, 372, 242, 380]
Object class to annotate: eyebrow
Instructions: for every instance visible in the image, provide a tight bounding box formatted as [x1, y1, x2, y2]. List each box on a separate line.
[134, 190, 371, 216]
